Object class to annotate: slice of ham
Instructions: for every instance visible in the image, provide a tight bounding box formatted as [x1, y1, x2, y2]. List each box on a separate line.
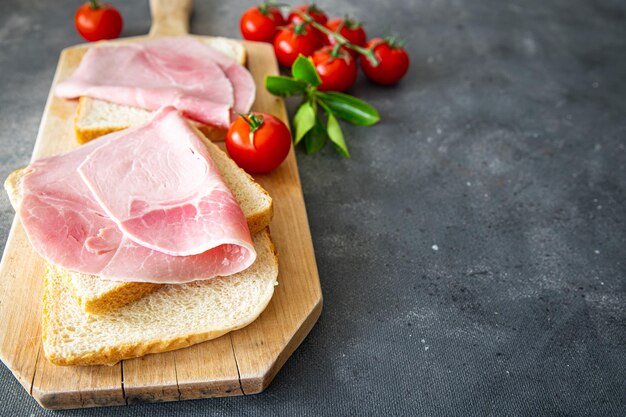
[77, 106, 249, 256]
[187, 40, 257, 115]
[19, 107, 256, 283]
[55, 37, 256, 129]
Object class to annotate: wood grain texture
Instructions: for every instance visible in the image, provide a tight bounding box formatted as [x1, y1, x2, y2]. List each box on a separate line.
[33, 343, 125, 409]
[149, 0, 192, 37]
[0, 40, 322, 409]
[233, 43, 323, 394]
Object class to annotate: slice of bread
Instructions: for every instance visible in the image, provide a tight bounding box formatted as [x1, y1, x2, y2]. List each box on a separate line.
[73, 36, 247, 144]
[75, 98, 227, 144]
[43, 229, 278, 366]
[5, 132, 273, 315]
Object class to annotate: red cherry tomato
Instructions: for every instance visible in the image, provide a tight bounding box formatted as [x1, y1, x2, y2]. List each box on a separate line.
[360, 37, 410, 85]
[74, 1, 123, 42]
[312, 46, 357, 92]
[226, 113, 291, 174]
[273, 24, 323, 67]
[325, 18, 366, 56]
[239, 4, 285, 43]
[288, 4, 328, 26]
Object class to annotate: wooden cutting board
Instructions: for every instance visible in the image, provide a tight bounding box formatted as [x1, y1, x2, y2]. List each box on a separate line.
[0, 0, 322, 409]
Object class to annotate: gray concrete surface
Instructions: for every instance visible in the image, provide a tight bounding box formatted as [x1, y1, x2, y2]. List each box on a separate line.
[1, 0, 625, 415]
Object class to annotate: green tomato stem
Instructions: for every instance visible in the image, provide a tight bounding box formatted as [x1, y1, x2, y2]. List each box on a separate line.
[294, 22, 307, 35]
[294, 10, 380, 66]
[342, 16, 362, 30]
[89, 0, 101, 9]
[384, 35, 407, 49]
[259, 1, 289, 16]
[237, 113, 264, 149]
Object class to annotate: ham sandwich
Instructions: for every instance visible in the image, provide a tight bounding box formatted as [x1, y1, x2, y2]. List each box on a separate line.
[55, 37, 255, 128]
[19, 107, 256, 283]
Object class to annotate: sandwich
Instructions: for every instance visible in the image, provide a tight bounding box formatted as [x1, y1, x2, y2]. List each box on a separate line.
[5, 128, 273, 315]
[5, 37, 280, 366]
[65, 37, 250, 143]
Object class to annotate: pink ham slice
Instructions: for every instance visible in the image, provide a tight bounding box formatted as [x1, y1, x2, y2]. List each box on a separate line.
[19, 107, 256, 283]
[187, 39, 257, 115]
[78, 106, 248, 256]
[55, 37, 256, 128]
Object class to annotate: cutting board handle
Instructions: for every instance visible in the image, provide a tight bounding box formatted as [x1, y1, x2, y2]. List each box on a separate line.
[149, 0, 192, 37]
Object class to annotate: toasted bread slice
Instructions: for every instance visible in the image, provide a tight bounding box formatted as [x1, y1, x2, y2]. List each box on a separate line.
[73, 36, 247, 143]
[5, 132, 272, 315]
[43, 229, 278, 366]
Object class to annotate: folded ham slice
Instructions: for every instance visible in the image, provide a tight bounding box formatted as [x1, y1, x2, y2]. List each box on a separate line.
[189, 39, 257, 115]
[55, 37, 256, 128]
[19, 107, 256, 283]
[77, 106, 249, 256]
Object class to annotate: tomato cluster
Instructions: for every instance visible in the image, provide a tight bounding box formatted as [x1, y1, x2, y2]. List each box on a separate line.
[239, 3, 410, 90]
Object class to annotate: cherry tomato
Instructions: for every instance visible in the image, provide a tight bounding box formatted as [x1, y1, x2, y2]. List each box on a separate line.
[288, 4, 328, 26]
[239, 4, 285, 43]
[312, 46, 357, 92]
[74, 1, 123, 42]
[273, 24, 323, 67]
[226, 113, 291, 174]
[360, 37, 410, 85]
[325, 18, 366, 57]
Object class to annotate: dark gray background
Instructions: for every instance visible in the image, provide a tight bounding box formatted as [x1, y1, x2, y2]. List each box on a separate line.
[1, 0, 625, 415]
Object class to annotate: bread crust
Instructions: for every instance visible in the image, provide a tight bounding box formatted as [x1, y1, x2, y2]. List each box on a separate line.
[74, 97, 228, 144]
[74, 281, 161, 316]
[42, 230, 278, 366]
[6, 122, 273, 316]
[73, 36, 247, 144]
